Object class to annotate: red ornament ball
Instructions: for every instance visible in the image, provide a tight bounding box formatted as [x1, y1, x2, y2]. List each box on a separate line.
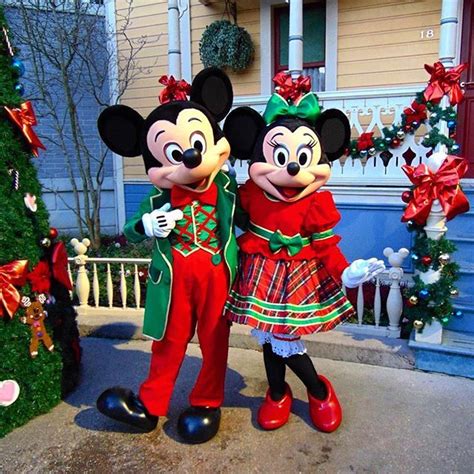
[49, 227, 59, 240]
[420, 256, 432, 266]
[401, 191, 412, 203]
[392, 138, 401, 147]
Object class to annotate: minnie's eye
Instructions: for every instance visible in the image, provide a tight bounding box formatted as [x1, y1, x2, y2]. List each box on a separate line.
[190, 132, 207, 154]
[297, 146, 313, 167]
[273, 146, 289, 167]
[165, 143, 184, 165]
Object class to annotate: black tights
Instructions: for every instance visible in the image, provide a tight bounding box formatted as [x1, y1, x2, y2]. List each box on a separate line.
[263, 343, 327, 401]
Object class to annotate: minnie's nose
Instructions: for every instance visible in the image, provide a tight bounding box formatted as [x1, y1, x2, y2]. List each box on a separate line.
[287, 162, 300, 176]
[182, 148, 202, 169]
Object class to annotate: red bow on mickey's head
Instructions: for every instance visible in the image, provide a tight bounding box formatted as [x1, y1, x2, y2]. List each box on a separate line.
[403, 100, 427, 125]
[401, 155, 470, 225]
[273, 72, 312, 103]
[356, 132, 374, 151]
[0, 260, 28, 319]
[423, 62, 468, 106]
[4, 101, 46, 157]
[158, 75, 192, 104]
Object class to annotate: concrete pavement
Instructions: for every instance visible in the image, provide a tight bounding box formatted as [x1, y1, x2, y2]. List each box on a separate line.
[1, 337, 473, 473]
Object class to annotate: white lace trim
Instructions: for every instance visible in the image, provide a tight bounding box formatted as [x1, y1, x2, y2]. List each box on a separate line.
[251, 329, 307, 358]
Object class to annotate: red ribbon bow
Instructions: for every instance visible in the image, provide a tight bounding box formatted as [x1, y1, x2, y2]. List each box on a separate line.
[357, 132, 374, 151]
[401, 155, 470, 225]
[27, 260, 51, 294]
[0, 260, 28, 319]
[51, 241, 73, 291]
[4, 101, 46, 157]
[403, 100, 427, 125]
[423, 62, 468, 106]
[273, 72, 312, 103]
[158, 75, 192, 104]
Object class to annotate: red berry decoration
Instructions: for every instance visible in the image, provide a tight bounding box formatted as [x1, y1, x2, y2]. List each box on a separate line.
[49, 227, 59, 240]
[401, 191, 412, 203]
[420, 256, 432, 266]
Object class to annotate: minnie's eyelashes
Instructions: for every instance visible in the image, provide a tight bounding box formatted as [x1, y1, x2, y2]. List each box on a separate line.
[266, 139, 281, 148]
[307, 138, 318, 148]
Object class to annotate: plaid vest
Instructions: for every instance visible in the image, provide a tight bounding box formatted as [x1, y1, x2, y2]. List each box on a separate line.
[170, 200, 221, 256]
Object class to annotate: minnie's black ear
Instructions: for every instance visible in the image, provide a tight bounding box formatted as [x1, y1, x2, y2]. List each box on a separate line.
[314, 109, 350, 161]
[190, 67, 233, 122]
[98, 105, 144, 157]
[223, 107, 266, 160]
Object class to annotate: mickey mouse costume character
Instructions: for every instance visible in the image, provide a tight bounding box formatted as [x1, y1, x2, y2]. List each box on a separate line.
[95, 68, 238, 444]
[223, 73, 385, 433]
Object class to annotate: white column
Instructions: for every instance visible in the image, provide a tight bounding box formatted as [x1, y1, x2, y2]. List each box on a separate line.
[168, 0, 182, 78]
[439, 0, 460, 68]
[437, 0, 460, 147]
[288, 0, 303, 78]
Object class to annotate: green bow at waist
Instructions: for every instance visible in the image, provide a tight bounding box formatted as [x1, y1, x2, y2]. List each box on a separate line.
[248, 222, 336, 257]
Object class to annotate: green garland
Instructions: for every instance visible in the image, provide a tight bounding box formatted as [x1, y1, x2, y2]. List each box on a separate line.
[348, 90, 461, 160]
[403, 230, 461, 331]
[199, 20, 254, 72]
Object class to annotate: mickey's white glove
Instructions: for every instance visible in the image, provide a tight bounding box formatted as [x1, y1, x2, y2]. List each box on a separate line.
[142, 203, 183, 239]
[341, 258, 386, 288]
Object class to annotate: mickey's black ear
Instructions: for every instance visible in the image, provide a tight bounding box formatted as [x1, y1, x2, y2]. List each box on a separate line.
[190, 67, 233, 122]
[223, 107, 266, 160]
[314, 109, 350, 161]
[98, 105, 144, 157]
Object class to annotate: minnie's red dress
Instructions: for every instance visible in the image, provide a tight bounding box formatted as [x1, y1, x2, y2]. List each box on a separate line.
[224, 180, 355, 343]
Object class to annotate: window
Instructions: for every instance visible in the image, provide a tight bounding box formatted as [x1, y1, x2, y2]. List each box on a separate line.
[273, 2, 326, 91]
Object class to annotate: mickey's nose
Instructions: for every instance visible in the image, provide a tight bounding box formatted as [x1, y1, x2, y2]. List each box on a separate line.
[287, 162, 300, 176]
[182, 148, 202, 169]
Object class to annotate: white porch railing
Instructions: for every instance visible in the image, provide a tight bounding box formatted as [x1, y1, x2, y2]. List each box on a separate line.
[232, 85, 431, 186]
[68, 240, 413, 338]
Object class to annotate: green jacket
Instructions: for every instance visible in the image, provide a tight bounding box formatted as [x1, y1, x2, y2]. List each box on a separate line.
[124, 171, 239, 341]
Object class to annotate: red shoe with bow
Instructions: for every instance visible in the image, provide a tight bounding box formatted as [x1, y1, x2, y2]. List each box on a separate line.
[257, 383, 293, 430]
[308, 375, 342, 433]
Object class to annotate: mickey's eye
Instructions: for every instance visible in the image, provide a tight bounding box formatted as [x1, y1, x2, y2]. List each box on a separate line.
[273, 145, 289, 167]
[297, 146, 313, 168]
[190, 131, 207, 154]
[164, 143, 184, 165]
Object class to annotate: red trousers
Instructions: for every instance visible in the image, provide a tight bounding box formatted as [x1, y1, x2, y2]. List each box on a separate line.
[139, 249, 230, 416]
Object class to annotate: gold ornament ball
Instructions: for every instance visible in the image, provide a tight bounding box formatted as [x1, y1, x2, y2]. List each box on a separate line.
[41, 237, 51, 248]
[439, 253, 451, 265]
[409, 295, 419, 305]
[413, 320, 424, 330]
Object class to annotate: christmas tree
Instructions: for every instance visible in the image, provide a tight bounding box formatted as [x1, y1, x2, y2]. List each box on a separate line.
[0, 6, 80, 437]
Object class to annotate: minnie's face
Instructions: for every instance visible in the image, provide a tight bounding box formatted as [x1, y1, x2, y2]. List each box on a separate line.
[146, 108, 230, 192]
[250, 124, 331, 202]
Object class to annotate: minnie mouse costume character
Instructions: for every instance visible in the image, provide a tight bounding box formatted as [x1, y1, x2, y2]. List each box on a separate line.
[223, 73, 385, 433]
[95, 68, 238, 444]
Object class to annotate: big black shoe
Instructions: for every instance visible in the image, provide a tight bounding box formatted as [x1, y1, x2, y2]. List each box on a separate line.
[177, 406, 221, 444]
[96, 386, 158, 432]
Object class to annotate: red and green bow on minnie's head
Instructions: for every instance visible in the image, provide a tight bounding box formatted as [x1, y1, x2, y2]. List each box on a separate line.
[264, 73, 321, 125]
[158, 75, 192, 104]
[423, 61, 468, 106]
[401, 155, 470, 225]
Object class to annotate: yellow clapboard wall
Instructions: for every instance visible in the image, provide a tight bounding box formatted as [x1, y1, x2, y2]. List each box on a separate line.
[338, 0, 441, 88]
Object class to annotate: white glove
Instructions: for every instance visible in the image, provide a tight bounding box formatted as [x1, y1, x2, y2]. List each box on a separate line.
[341, 258, 386, 288]
[142, 203, 184, 238]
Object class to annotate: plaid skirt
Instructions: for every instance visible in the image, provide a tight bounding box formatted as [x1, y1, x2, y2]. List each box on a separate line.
[224, 253, 355, 336]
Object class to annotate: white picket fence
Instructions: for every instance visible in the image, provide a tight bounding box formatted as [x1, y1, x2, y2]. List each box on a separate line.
[68, 239, 413, 338]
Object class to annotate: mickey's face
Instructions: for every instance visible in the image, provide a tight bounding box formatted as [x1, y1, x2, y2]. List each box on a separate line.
[250, 124, 330, 202]
[97, 67, 234, 193]
[146, 108, 230, 192]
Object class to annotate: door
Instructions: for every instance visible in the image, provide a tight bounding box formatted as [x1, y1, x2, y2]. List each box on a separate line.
[457, 0, 474, 177]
